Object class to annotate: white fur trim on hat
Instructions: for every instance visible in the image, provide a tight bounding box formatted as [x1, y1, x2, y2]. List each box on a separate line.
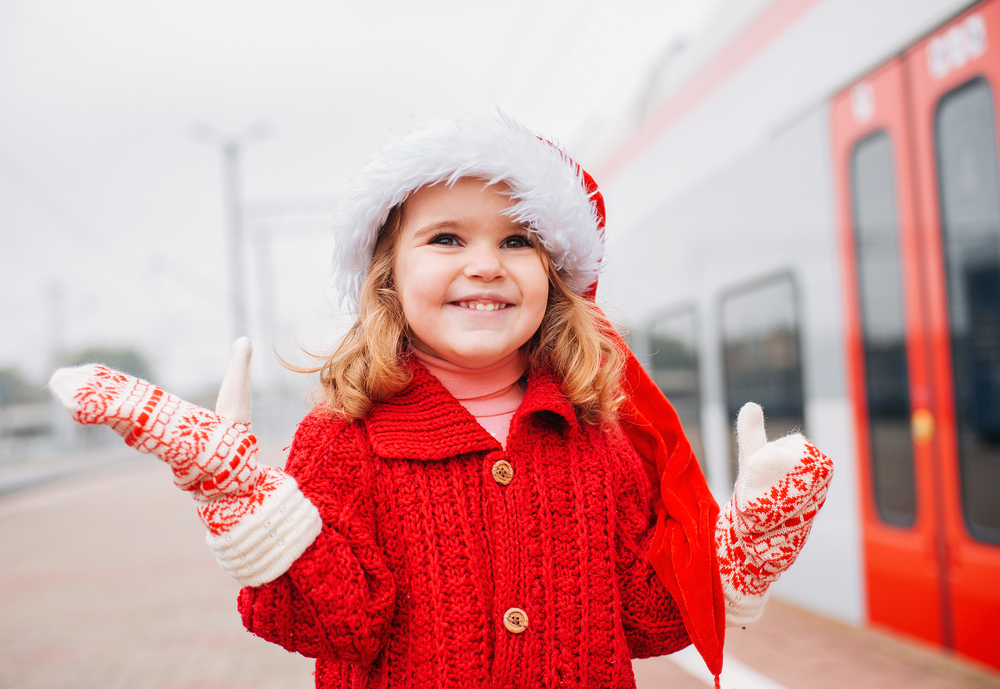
[331, 113, 604, 311]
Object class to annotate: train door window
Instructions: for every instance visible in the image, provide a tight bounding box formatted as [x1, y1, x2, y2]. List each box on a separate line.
[851, 131, 917, 526]
[649, 307, 704, 471]
[720, 273, 805, 485]
[935, 77, 1000, 543]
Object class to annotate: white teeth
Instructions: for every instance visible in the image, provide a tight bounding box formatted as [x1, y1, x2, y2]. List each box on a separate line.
[457, 300, 508, 310]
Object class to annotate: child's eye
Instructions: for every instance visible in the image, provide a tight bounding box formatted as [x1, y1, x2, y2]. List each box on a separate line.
[502, 235, 533, 249]
[429, 234, 461, 246]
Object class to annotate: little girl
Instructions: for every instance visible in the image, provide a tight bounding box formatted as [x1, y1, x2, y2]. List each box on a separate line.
[50, 114, 833, 688]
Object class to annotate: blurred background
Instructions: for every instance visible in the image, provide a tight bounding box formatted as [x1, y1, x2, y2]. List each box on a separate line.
[3, 0, 1000, 687]
[0, 0, 720, 405]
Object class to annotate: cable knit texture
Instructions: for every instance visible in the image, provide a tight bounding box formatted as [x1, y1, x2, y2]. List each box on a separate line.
[238, 361, 691, 688]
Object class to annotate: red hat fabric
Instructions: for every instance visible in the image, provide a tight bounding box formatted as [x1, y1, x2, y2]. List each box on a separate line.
[574, 160, 725, 681]
[617, 343, 725, 681]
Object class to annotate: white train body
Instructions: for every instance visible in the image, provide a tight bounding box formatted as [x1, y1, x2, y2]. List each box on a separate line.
[590, 0, 1000, 667]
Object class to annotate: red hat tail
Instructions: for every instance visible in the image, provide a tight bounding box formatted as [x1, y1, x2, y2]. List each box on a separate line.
[549, 140, 726, 676]
[615, 331, 726, 678]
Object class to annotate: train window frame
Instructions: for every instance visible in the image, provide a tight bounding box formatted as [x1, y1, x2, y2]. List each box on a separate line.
[719, 270, 807, 487]
[849, 128, 918, 528]
[646, 304, 705, 474]
[934, 75, 1000, 545]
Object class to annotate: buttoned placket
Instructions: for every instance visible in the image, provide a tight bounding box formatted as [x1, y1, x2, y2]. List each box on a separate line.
[483, 445, 529, 680]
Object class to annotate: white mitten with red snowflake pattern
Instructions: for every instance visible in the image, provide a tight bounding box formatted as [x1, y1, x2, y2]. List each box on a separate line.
[48, 338, 321, 587]
[717, 402, 833, 627]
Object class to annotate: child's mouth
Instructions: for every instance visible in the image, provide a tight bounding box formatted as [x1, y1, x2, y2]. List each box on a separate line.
[454, 300, 510, 312]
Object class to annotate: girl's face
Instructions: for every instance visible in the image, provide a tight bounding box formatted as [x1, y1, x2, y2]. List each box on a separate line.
[393, 178, 549, 369]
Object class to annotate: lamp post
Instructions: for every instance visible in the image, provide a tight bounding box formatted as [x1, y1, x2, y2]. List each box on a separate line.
[191, 121, 272, 342]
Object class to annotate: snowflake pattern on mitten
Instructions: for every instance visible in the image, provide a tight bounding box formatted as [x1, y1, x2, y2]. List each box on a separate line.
[62, 364, 259, 498]
[196, 465, 288, 535]
[717, 403, 833, 627]
[50, 340, 324, 585]
[718, 441, 832, 596]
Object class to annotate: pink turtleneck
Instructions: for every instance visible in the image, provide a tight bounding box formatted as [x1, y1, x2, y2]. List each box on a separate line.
[410, 348, 527, 448]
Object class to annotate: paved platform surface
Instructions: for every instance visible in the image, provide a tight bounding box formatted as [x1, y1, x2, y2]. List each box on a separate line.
[0, 443, 133, 496]
[2, 457, 999, 689]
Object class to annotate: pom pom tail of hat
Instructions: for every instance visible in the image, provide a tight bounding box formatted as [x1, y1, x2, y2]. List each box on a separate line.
[570, 136, 724, 678]
[572, 140, 724, 677]
[607, 320, 725, 681]
[574, 148, 724, 676]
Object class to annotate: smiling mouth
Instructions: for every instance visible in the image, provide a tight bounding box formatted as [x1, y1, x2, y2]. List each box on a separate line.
[454, 300, 511, 312]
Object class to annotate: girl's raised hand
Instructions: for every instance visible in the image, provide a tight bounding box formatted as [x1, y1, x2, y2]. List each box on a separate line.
[50, 338, 261, 498]
[716, 402, 834, 627]
[48, 339, 322, 586]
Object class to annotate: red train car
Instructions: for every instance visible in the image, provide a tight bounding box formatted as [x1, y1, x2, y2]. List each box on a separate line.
[832, 1, 1000, 665]
[593, 0, 1000, 669]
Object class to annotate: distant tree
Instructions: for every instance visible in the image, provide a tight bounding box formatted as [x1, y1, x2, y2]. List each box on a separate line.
[64, 347, 153, 381]
[0, 368, 47, 406]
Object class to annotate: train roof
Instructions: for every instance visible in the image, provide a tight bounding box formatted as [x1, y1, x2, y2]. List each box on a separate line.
[582, 0, 977, 236]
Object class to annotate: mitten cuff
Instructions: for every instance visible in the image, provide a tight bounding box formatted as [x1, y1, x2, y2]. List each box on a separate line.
[205, 472, 322, 587]
[721, 578, 769, 628]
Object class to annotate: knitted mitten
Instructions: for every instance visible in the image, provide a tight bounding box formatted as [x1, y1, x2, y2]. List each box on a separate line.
[717, 402, 833, 627]
[48, 338, 321, 587]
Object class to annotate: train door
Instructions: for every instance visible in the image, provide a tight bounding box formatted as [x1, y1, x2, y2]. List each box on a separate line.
[832, 57, 946, 649]
[833, 0, 1000, 669]
[906, 0, 1000, 668]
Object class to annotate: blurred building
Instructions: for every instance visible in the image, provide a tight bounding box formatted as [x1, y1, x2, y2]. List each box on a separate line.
[587, 0, 1000, 671]
[0, 349, 153, 464]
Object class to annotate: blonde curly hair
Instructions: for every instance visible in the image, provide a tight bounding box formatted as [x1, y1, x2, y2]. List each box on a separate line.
[302, 202, 626, 426]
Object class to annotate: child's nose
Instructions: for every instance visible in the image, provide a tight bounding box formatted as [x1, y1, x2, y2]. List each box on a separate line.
[464, 247, 506, 281]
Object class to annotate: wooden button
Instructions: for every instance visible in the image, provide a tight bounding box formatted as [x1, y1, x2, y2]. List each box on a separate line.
[491, 459, 514, 486]
[503, 607, 529, 634]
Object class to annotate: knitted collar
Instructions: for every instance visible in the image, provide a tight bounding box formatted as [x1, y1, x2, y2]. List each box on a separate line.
[364, 358, 576, 460]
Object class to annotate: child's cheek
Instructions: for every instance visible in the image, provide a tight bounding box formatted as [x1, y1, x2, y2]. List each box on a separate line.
[519, 269, 550, 332]
[399, 259, 446, 312]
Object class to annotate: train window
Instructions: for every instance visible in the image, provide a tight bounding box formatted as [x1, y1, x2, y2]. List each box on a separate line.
[648, 307, 704, 472]
[851, 131, 917, 527]
[936, 77, 1000, 544]
[721, 273, 805, 486]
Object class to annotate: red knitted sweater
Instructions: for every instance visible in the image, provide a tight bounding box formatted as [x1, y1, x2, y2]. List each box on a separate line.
[238, 362, 691, 688]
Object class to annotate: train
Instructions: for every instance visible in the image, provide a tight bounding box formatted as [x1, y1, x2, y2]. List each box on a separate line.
[586, 0, 1000, 670]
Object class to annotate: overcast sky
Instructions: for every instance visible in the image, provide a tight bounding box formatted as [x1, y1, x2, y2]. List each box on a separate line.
[0, 0, 723, 396]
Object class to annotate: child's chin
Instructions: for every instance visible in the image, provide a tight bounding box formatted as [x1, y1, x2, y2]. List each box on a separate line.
[446, 342, 521, 369]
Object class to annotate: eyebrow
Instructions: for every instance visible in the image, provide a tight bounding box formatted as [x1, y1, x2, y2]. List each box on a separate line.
[411, 220, 461, 240]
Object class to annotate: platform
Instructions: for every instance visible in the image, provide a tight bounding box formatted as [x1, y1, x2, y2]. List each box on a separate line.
[1, 458, 997, 689]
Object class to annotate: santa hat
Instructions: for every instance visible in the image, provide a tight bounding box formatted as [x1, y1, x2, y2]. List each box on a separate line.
[331, 113, 725, 680]
[332, 113, 604, 312]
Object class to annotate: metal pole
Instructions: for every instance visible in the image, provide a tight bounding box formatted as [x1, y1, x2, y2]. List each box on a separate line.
[191, 121, 271, 344]
[222, 140, 248, 341]
[253, 223, 278, 392]
[46, 281, 65, 368]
